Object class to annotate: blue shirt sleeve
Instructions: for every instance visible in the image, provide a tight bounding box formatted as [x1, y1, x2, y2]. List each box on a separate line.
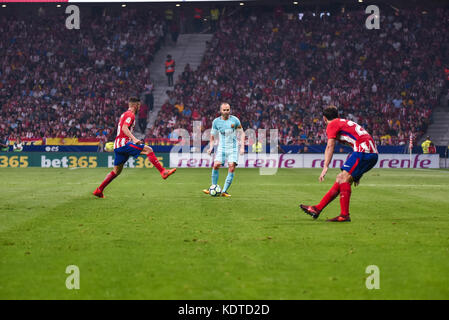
[211, 119, 218, 135]
[234, 117, 241, 129]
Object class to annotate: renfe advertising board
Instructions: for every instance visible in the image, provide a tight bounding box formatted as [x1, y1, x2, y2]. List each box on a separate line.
[0, 153, 440, 169]
[170, 153, 440, 169]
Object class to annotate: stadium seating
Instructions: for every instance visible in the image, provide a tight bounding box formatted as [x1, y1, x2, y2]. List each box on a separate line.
[0, 8, 165, 143]
[1, 6, 448, 147]
[149, 7, 448, 146]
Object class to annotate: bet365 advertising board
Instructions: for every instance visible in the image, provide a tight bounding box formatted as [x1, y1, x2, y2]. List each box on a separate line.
[0, 153, 167, 169]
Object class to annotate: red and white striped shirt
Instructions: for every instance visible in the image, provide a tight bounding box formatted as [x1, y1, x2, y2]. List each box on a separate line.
[114, 110, 135, 149]
[326, 118, 378, 153]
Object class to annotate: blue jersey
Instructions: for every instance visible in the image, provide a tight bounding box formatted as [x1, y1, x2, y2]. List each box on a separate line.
[211, 115, 241, 152]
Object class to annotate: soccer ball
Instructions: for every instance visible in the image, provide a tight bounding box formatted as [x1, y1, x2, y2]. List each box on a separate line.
[105, 142, 114, 152]
[209, 184, 222, 197]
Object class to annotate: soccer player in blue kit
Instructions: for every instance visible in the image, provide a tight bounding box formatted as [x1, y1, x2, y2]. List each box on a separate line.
[203, 103, 245, 197]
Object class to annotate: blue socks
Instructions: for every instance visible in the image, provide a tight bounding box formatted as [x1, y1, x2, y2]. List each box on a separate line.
[222, 172, 234, 193]
[211, 168, 234, 193]
[211, 169, 219, 185]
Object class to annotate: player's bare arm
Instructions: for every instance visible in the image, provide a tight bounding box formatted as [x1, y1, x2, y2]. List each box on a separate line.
[237, 125, 245, 155]
[122, 124, 142, 145]
[319, 138, 336, 182]
[208, 134, 215, 155]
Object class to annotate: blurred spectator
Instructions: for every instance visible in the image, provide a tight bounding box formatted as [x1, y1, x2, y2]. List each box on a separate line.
[164, 7, 173, 25]
[210, 7, 220, 32]
[421, 136, 432, 153]
[144, 81, 154, 111]
[429, 142, 436, 154]
[138, 103, 149, 133]
[252, 139, 263, 153]
[13, 137, 23, 152]
[0, 135, 9, 152]
[165, 54, 175, 86]
[170, 21, 180, 45]
[193, 7, 204, 32]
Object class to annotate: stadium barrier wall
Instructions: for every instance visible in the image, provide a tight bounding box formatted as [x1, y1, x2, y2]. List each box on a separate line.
[8, 145, 449, 158]
[440, 158, 449, 168]
[170, 153, 440, 169]
[0, 152, 440, 169]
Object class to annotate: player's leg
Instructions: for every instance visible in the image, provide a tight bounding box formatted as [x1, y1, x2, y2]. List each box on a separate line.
[203, 161, 221, 194]
[221, 149, 238, 196]
[325, 170, 353, 222]
[212, 161, 221, 185]
[203, 145, 224, 194]
[328, 153, 378, 221]
[315, 180, 341, 212]
[352, 153, 378, 187]
[300, 169, 343, 219]
[221, 162, 235, 196]
[325, 153, 366, 222]
[300, 178, 341, 219]
[300, 153, 357, 219]
[140, 145, 176, 179]
[93, 150, 128, 198]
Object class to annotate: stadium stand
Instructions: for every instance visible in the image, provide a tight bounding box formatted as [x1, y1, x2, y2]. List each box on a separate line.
[148, 7, 449, 146]
[1, 5, 448, 147]
[0, 8, 165, 143]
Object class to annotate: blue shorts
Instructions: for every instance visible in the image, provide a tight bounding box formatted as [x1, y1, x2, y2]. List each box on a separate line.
[341, 152, 378, 182]
[114, 142, 145, 166]
[215, 147, 239, 166]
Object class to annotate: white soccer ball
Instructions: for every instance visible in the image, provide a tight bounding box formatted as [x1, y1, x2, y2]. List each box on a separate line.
[209, 184, 221, 197]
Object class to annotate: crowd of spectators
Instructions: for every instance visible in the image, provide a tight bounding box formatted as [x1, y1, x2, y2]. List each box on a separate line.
[1, 6, 448, 147]
[150, 7, 449, 146]
[0, 8, 165, 143]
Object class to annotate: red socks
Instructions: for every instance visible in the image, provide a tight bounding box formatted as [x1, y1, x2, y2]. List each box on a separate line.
[98, 153, 164, 193]
[99, 171, 117, 192]
[316, 182, 340, 211]
[339, 182, 352, 216]
[315, 182, 352, 216]
[147, 152, 165, 173]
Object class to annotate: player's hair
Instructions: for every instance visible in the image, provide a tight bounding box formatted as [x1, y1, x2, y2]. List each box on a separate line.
[220, 102, 230, 109]
[128, 97, 140, 104]
[323, 106, 339, 120]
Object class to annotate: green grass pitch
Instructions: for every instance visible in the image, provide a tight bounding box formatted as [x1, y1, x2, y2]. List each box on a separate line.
[1, 167, 449, 299]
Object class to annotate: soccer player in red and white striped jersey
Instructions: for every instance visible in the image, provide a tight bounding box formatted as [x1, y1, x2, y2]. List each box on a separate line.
[300, 106, 378, 222]
[93, 97, 176, 198]
[113, 108, 136, 150]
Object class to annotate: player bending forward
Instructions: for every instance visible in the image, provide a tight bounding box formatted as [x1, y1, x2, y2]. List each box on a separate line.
[203, 103, 245, 197]
[300, 106, 378, 222]
[93, 97, 176, 198]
